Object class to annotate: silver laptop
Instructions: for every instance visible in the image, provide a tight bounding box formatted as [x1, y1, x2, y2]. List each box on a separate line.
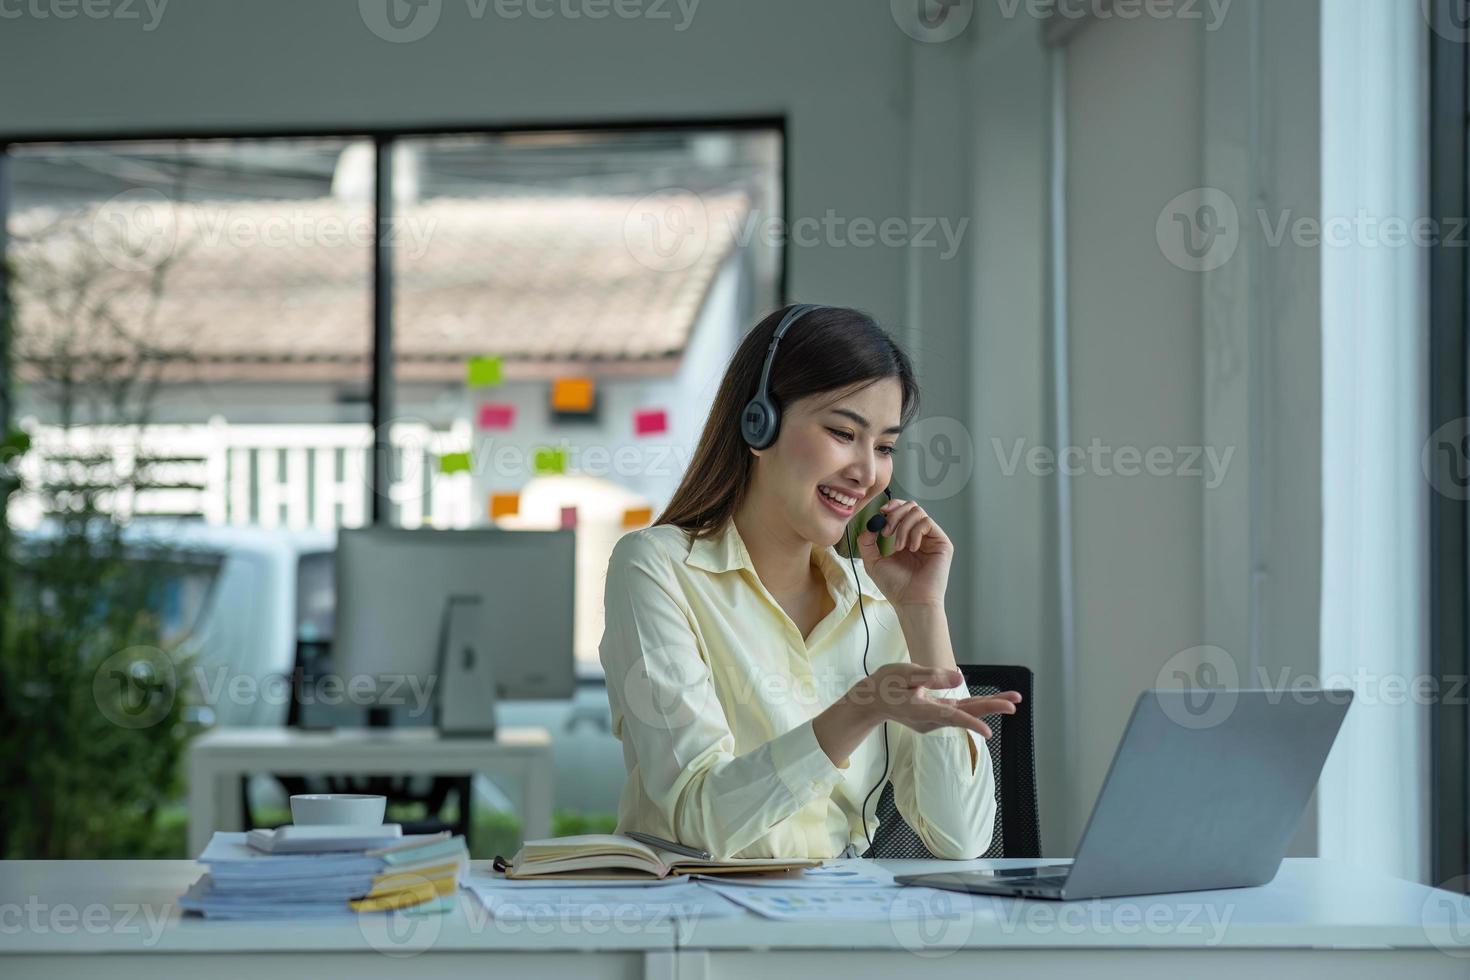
[895, 689, 1352, 900]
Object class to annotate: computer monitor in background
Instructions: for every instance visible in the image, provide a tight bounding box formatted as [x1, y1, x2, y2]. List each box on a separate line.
[333, 527, 576, 728]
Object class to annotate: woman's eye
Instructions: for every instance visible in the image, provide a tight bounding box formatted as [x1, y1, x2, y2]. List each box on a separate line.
[830, 428, 895, 456]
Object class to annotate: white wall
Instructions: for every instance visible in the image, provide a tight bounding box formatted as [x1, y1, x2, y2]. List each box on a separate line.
[962, 1, 1326, 855]
[964, 3, 1060, 852]
[1201, 0, 1326, 857]
[1064, 12, 1208, 853]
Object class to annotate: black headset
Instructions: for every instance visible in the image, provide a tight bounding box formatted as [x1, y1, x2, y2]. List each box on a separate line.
[741, 303, 822, 450]
[741, 302, 893, 854]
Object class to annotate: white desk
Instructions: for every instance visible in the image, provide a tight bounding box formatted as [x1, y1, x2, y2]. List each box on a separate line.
[185, 726, 554, 858]
[2, 858, 1467, 979]
[0, 858, 664, 979]
[675, 857, 1470, 979]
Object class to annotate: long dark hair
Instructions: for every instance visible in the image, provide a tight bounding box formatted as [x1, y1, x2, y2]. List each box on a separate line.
[655, 304, 921, 541]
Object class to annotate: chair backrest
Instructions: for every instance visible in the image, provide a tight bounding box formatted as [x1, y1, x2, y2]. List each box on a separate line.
[862, 664, 1040, 859]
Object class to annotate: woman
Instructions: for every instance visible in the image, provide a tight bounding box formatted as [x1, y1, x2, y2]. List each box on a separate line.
[599, 304, 1021, 861]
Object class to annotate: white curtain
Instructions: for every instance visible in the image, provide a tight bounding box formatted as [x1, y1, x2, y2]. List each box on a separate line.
[1318, 0, 1430, 884]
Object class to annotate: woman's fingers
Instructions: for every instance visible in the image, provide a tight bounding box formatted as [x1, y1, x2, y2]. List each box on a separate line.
[870, 665, 960, 713]
[958, 690, 1023, 706]
[931, 700, 993, 738]
[905, 520, 932, 553]
[955, 695, 1020, 715]
[878, 671, 958, 705]
[877, 670, 1025, 739]
[881, 499, 950, 553]
[878, 498, 914, 543]
[881, 500, 923, 550]
[924, 693, 1024, 737]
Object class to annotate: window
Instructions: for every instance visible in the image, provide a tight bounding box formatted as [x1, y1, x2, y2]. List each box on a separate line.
[6, 137, 375, 531]
[389, 127, 781, 667]
[3, 124, 784, 675]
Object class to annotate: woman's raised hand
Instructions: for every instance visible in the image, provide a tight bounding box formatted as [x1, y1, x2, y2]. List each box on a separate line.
[849, 664, 1022, 739]
[855, 497, 954, 608]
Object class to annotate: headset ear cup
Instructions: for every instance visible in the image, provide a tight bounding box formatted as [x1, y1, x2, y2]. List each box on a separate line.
[760, 404, 779, 448]
[742, 399, 774, 449]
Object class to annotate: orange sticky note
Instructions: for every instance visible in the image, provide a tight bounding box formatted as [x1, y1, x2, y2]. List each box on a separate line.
[622, 506, 653, 529]
[490, 492, 520, 519]
[551, 377, 595, 413]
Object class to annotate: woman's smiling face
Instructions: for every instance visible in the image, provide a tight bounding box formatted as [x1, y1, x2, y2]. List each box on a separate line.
[754, 378, 903, 547]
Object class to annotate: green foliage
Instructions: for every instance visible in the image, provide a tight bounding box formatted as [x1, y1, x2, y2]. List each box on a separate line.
[473, 809, 524, 861]
[552, 809, 619, 839]
[0, 516, 200, 857]
[470, 808, 617, 859]
[1, 203, 202, 858]
[0, 427, 28, 498]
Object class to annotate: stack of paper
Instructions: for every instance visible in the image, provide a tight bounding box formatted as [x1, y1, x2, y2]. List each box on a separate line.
[179, 830, 468, 920]
[468, 879, 746, 922]
[244, 823, 404, 854]
[697, 882, 987, 922]
[686, 861, 995, 923]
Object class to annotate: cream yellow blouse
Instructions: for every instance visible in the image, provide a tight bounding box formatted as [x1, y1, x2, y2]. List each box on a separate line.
[597, 518, 997, 860]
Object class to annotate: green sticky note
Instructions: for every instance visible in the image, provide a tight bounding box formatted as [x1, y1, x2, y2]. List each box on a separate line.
[466, 356, 502, 387]
[533, 446, 567, 475]
[438, 452, 472, 474]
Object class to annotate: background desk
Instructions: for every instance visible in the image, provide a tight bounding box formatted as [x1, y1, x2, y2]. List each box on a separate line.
[185, 726, 554, 857]
[3, 858, 1467, 979]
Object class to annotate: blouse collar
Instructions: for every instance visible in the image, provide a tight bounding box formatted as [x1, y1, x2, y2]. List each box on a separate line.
[684, 517, 886, 603]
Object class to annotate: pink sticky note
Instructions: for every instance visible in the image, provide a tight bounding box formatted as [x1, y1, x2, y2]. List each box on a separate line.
[477, 402, 516, 431]
[634, 408, 668, 436]
[560, 506, 578, 530]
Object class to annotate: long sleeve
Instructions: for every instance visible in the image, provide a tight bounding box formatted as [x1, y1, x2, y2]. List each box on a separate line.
[599, 537, 849, 860]
[885, 677, 998, 859]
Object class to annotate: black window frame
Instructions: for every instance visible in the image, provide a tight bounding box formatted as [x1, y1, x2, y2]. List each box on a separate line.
[1429, 9, 1469, 890]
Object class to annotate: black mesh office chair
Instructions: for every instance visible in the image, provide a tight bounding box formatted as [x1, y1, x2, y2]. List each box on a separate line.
[863, 664, 1040, 859]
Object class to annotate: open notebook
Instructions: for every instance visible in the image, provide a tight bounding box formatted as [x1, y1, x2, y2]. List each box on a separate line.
[493, 834, 821, 880]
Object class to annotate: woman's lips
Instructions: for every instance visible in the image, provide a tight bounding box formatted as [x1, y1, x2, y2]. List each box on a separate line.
[816, 485, 857, 518]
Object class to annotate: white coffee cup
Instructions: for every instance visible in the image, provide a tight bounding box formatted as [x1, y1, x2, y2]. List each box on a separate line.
[289, 793, 387, 826]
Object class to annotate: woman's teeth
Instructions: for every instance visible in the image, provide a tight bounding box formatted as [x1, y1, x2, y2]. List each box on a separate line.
[818, 485, 857, 509]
